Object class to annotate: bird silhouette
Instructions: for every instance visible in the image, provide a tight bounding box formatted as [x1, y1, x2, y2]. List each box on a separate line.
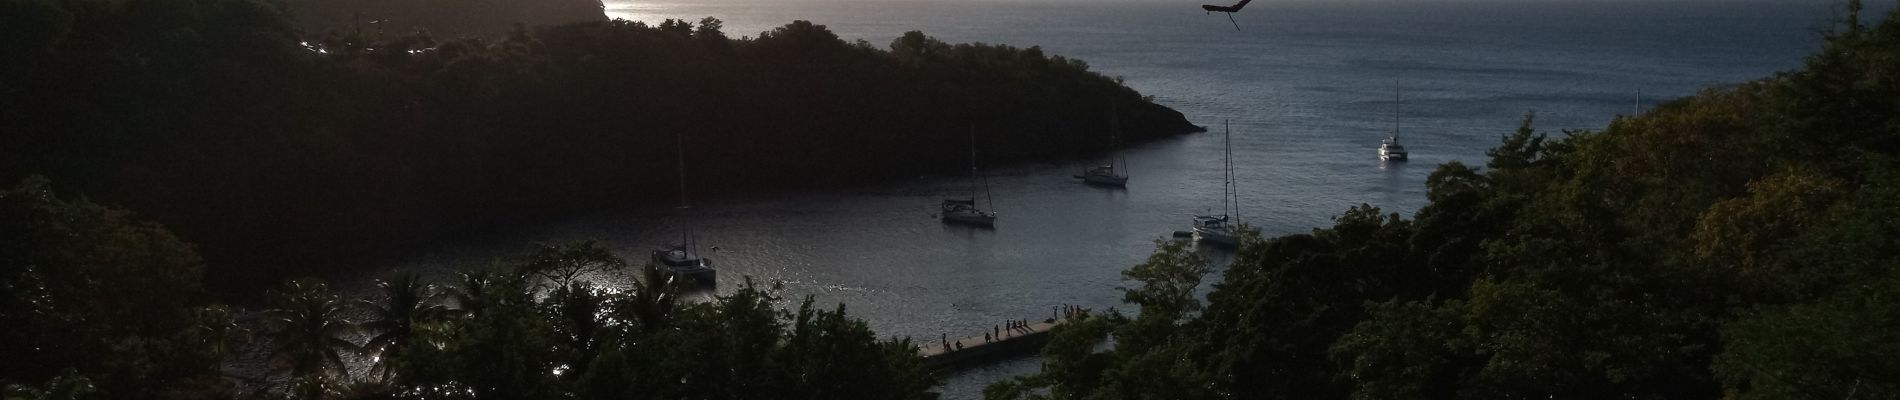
[1200, 0, 1252, 13]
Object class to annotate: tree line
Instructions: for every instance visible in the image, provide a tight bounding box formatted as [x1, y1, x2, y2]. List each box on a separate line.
[284, 0, 606, 40]
[0, 0, 1201, 298]
[990, 2, 1900, 399]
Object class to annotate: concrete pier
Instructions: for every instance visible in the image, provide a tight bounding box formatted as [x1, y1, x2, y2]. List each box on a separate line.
[917, 310, 1083, 370]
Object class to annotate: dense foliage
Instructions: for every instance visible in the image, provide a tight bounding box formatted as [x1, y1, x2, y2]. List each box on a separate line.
[0, 183, 937, 399]
[992, 3, 1900, 399]
[0, 177, 230, 398]
[0, 0, 1199, 296]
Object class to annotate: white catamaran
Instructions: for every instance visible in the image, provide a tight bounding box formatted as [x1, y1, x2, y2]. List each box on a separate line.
[1380, 83, 1410, 162]
[651, 131, 716, 287]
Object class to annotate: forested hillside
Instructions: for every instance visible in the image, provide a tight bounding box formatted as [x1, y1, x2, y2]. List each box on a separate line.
[0, 0, 1200, 295]
[992, 2, 1900, 399]
[1, 177, 938, 399]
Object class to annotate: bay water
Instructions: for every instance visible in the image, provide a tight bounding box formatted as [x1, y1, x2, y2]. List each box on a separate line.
[348, 1, 1854, 397]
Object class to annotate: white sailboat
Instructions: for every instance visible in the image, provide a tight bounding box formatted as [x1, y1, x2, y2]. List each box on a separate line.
[942, 126, 997, 227]
[651, 131, 716, 286]
[1078, 103, 1129, 187]
[1193, 120, 1240, 246]
[1380, 83, 1410, 162]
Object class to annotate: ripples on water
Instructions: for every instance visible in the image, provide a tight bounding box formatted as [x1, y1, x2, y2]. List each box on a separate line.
[336, 0, 1845, 397]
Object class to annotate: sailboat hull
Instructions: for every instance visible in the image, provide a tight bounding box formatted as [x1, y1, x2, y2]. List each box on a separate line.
[1379, 145, 1408, 161]
[1193, 227, 1238, 247]
[942, 212, 997, 227]
[1081, 173, 1128, 187]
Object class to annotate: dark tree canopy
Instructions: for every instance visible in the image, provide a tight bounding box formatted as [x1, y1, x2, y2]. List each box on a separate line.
[0, 177, 223, 397]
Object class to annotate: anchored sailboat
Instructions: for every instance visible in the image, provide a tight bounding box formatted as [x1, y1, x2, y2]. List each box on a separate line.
[1077, 103, 1129, 187]
[942, 126, 998, 227]
[651, 131, 716, 287]
[1193, 120, 1241, 246]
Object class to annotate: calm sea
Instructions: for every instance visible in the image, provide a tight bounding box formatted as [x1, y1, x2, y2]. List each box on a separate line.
[349, 0, 1859, 397]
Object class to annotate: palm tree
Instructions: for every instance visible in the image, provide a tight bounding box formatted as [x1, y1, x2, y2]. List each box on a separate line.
[548, 281, 611, 380]
[448, 266, 529, 318]
[358, 272, 447, 378]
[189, 305, 252, 375]
[448, 270, 492, 318]
[619, 263, 683, 334]
[263, 278, 358, 397]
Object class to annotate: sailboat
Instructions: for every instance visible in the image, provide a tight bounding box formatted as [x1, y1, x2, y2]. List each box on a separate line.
[651, 131, 716, 287]
[1077, 103, 1129, 187]
[942, 126, 998, 227]
[1193, 120, 1240, 246]
[1379, 83, 1410, 162]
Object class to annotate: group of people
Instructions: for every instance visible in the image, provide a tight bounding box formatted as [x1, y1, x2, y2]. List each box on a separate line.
[984, 319, 1036, 343]
[1055, 304, 1087, 320]
[939, 304, 1095, 352]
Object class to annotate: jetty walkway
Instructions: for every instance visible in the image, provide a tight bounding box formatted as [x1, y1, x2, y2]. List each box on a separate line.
[916, 305, 1089, 370]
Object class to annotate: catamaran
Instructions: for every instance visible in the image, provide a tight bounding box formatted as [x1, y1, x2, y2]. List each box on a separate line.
[1380, 83, 1410, 162]
[943, 126, 997, 227]
[651, 131, 716, 286]
[1193, 120, 1241, 246]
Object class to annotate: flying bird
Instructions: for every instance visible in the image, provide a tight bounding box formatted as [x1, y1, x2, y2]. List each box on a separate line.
[1201, 0, 1254, 31]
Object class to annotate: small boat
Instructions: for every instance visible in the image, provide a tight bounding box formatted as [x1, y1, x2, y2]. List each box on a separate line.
[1193, 120, 1242, 247]
[653, 131, 716, 287]
[1380, 83, 1410, 162]
[1077, 103, 1129, 187]
[944, 126, 998, 228]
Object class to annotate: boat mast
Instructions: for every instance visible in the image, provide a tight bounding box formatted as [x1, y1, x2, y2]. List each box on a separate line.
[1111, 101, 1126, 175]
[1222, 120, 1232, 219]
[1393, 80, 1401, 141]
[981, 132, 994, 211]
[675, 131, 694, 256]
[970, 125, 992, 210]
[1228, 120, 1239, 223]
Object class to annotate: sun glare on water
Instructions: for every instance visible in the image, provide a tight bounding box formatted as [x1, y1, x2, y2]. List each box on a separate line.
[603, 1, 679, 24]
